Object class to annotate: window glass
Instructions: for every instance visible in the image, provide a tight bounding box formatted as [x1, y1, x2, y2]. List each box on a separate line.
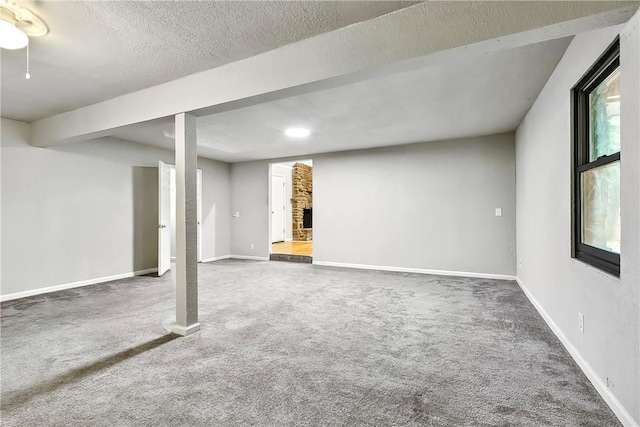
[581, 161, 621, 253]
[589, 68, 620, 161]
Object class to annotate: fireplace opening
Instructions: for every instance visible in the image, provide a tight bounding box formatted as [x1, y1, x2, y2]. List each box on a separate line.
[303, 208, 312, 229]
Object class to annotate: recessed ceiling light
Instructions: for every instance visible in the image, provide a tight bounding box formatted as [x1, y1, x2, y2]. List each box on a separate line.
[285, 128, 311, 138]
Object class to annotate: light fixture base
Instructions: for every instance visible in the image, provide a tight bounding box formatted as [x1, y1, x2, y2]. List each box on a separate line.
[0, 1, 48, 38]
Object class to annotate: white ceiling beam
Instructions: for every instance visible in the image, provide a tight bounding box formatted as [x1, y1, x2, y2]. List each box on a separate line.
[29, 1, 639, 147]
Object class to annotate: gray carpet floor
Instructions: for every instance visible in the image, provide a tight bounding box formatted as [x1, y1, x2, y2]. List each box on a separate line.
[1, 260, 620, 426]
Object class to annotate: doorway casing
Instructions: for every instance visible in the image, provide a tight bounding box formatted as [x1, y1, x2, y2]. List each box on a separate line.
[158, 160, 203, 276]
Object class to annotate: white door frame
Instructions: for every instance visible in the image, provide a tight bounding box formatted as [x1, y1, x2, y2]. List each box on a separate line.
[158, 164, 203, 275]
[158, 160, 172, 276]
[271, 173, 286, 243]
[197, 169, 203, 263]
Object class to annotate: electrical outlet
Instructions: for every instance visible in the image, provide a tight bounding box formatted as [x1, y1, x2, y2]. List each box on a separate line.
[578, 312, 584, 334]
[606, 377, 613, 388]
[250, 243, 254, 250]
[518, 259, 523, 268]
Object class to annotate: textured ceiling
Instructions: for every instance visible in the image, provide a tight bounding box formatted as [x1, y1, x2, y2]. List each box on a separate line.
[112, 37, 572, 163]
[0, 1, 416, 122]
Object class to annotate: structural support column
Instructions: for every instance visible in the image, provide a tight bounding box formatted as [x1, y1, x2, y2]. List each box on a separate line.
[173, 112, 200, 336]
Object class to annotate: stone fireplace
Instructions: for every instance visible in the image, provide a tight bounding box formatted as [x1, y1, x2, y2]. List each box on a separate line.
[292, 162, 312, 241]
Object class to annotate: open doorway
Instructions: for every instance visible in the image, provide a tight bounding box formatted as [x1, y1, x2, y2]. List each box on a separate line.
[158, 160, 202, 276]
[269, 160, 313, 262]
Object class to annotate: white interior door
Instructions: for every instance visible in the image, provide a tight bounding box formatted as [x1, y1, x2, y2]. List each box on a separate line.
[271, 175, 286, 243]
[158, 160, 171, 276]
[197, 169, 203, 262]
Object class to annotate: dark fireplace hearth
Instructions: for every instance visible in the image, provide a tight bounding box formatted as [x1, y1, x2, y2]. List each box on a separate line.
[303, 208, 312, 229]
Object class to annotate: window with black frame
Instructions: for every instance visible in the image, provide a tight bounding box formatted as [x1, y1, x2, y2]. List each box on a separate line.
[572, 38, 621, 276]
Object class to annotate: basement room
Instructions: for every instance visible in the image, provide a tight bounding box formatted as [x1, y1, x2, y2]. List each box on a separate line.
[1, 1, 639, 426]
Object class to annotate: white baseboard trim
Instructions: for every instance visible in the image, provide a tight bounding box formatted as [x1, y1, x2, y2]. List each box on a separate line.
[230, 255, 270, 261]
[515, 277, 637, 427]
[312, 261, 516, 281]
[0, 268, 159, 303]
[201, 255, 232, 263]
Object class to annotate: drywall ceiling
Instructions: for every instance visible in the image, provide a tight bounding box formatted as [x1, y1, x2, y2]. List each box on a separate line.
[0, 1, 415, 122]
[112, 37, 571, 163]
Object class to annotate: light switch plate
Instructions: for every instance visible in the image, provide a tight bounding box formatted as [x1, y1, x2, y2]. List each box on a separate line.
[578, 312, 584, 334]
[495, 208, 502, 217]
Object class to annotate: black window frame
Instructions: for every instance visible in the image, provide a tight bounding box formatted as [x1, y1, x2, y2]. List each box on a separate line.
[571, 37, 621, 277]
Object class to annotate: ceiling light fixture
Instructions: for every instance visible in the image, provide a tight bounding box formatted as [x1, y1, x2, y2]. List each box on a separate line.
[0, 1, 48, 79]
[0, 15, 28, 49]
[285, 127, 311, 138]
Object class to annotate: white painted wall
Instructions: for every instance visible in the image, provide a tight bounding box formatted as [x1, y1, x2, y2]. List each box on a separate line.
[271, 164, 293, 241]
[199, 158, 231, 261]
[230, 134, 516, 276]
[313, 134, 516, 276]
[230, 161, 270, 258]
[171, 165, 225, 261]
[0, 119, 231, 298]
[515, 20, 639, 425]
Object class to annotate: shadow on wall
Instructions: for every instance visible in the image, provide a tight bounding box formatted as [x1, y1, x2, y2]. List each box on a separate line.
[132, 167, 159, 271]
